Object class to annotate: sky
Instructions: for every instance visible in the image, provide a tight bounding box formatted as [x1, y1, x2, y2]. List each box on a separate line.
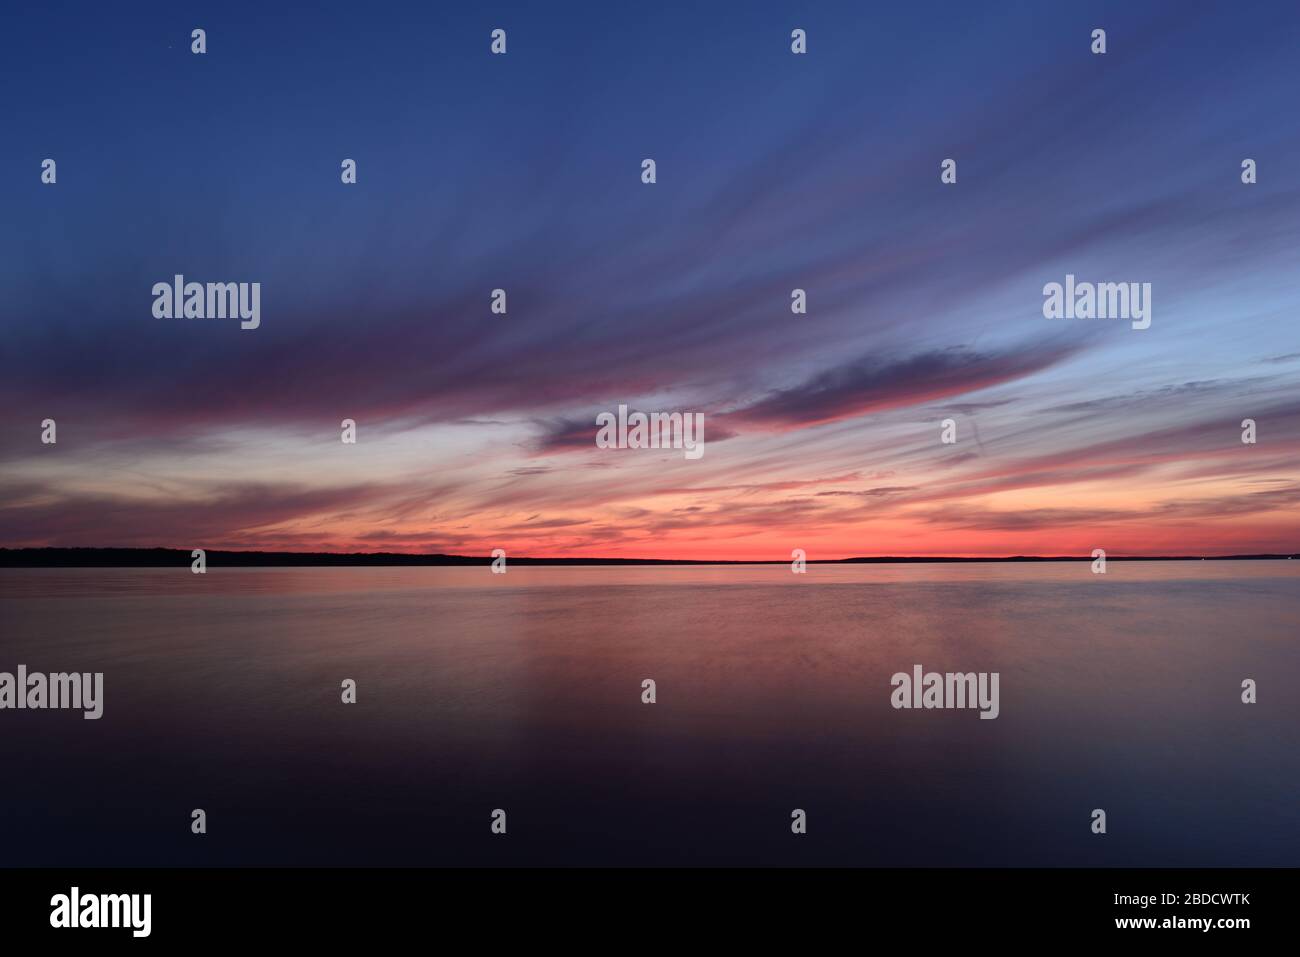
[2, 1, 1299, 559]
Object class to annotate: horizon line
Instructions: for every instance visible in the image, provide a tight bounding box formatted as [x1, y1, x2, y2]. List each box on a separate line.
[1, 546, 1297, 568]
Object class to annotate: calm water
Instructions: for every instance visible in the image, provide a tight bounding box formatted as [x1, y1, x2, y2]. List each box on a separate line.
[0, 562, 1297, 866]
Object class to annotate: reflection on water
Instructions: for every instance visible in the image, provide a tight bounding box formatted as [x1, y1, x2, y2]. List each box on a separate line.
[0, 562, 1297, 866]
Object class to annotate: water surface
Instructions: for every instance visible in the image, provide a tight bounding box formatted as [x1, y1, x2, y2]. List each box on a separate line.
[0, 562, 1296, 866]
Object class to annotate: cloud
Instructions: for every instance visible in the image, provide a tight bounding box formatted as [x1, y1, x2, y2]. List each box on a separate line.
[532, 413, 739, 455]
[917, 483, 1300, 533]
[723, 342, 1081, 430]
[0, 480, 392, 548]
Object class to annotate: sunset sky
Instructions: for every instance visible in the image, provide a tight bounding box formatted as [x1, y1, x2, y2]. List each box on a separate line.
[3, 2, 1299, 559]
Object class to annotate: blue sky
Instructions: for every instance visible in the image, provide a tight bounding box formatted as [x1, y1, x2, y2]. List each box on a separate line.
[2, 1, 1299, 557]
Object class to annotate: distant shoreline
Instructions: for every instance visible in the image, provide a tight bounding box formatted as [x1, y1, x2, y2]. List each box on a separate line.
[1, 547, 1296, 568]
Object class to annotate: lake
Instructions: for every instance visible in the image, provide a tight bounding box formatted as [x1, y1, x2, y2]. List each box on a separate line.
[0, 562, 1296, 866]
